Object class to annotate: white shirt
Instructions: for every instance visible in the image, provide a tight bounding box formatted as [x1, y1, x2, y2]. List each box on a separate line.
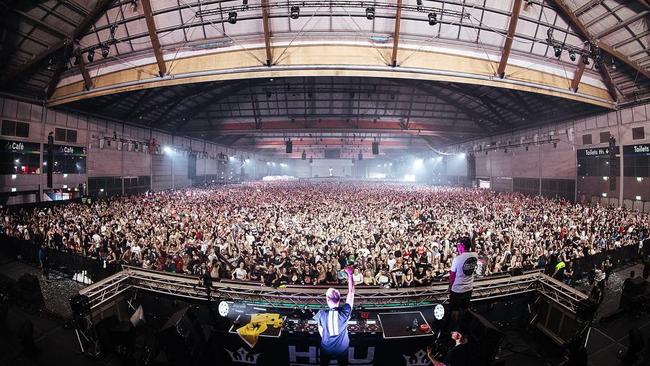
[233, 268, 247, 280]
[450, 252, 478, 293]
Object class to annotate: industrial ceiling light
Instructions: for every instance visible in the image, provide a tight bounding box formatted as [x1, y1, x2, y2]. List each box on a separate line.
[554, 46, 562, 58]
[109, 24, 118, 40]
[290, 6, 300, 19]
[228, 11, 238, 24]
[87, 48, 95, 62]
[611, 58, 616, 70]
[569, 50, 576, 61]
[594, 55, 602, 70]
[73, 54, 81, 66]
[428, 13, 438, 26]
[582, 56, 590, 65]
[100, 43, 110, 58]
[366, 7, 375, 20]
[130, 0, 137, 12]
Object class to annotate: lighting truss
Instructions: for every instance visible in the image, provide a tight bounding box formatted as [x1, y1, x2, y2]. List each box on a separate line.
[196, 1, 468, 20]
[546, 28, 603, 65]
[79, 268, 587, 314]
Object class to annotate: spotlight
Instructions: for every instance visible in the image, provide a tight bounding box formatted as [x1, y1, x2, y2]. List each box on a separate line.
[290, 6, 300, 19]
[130, 0, 137, 11]
[218, 301, 230, 317]
[100, 43, 109, 58]
[243, 0, 248, 5]
[434, 304, 445, 320]
[428, 13, 438, 26]
[163, 146, 173, 154]
[611, 58, 616, 70]
[582, 56, 590, 65]
[109, 24, 118, 40]
[554, 47, 562, 58]
[228, 11, 238, 24]
[569, 50, 576, 61]
[73, 55, 81, 66]
[594, 55, 602, 70]
[366, 7, 375, 20]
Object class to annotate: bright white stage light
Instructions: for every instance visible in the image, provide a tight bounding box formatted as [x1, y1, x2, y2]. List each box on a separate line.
[218, 301, 230, 317]
[434, 304, 445, 320]
[163, 146, 173, 154]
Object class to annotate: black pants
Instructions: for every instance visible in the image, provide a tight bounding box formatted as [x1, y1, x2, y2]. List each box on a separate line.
[320, 351, 348, 366]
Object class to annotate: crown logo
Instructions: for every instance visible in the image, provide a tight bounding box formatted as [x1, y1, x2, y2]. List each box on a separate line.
[226, 347, 260, 365]
[403, 349, 430, 366]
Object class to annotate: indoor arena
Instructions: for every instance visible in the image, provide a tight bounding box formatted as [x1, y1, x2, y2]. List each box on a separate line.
[1, 1, 650, 366]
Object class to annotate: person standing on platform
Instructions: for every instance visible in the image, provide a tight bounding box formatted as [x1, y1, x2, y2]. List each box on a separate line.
[448, 239, 478, 325]
[314, 266, 355, 366]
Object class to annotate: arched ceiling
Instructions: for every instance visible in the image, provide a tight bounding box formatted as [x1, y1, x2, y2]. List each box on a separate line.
[0, 1, 648, 155]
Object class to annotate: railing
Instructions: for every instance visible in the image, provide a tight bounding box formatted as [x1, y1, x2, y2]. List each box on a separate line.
[79, 267, 587, 316]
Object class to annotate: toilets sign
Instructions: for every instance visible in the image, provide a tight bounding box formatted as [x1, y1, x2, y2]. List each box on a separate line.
[623, 144, 650, 156]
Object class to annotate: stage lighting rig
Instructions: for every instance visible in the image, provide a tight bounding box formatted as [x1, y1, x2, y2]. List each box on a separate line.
[546, 28, 608, 68]
[196, 1, 468, 24]
[366, 7, 375, 20]
[100, 43, 110, 58]
[290, 6, 300, 19]
[228, 11, 238, 24]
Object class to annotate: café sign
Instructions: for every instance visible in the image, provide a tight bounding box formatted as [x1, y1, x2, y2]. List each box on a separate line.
[1, 139, 40, 153]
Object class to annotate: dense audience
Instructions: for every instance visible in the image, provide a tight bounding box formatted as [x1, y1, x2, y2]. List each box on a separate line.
[2, 182, 649, 288]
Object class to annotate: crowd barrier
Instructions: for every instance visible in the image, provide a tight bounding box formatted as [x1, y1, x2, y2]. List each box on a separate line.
[0, 236, 121, 282]
[1, 235, 647, 286]
[566, 241, 645, 281]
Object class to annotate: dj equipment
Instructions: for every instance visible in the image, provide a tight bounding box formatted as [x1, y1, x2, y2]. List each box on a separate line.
[377, 311, 431, 339]
[283, 317, 382, 335]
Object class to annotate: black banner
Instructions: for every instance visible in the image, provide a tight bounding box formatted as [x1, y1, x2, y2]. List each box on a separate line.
[215, 331, 433, 366]
[623, 143, 650, 156]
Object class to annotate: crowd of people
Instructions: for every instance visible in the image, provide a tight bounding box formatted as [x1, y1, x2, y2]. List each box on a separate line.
[1, 182, 649, 289]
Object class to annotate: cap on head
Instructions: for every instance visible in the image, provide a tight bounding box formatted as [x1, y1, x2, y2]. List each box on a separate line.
[325, 288, 340, 308]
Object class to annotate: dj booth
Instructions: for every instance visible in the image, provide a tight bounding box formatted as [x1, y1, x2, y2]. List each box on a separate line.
[70, 267, 590, 365]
